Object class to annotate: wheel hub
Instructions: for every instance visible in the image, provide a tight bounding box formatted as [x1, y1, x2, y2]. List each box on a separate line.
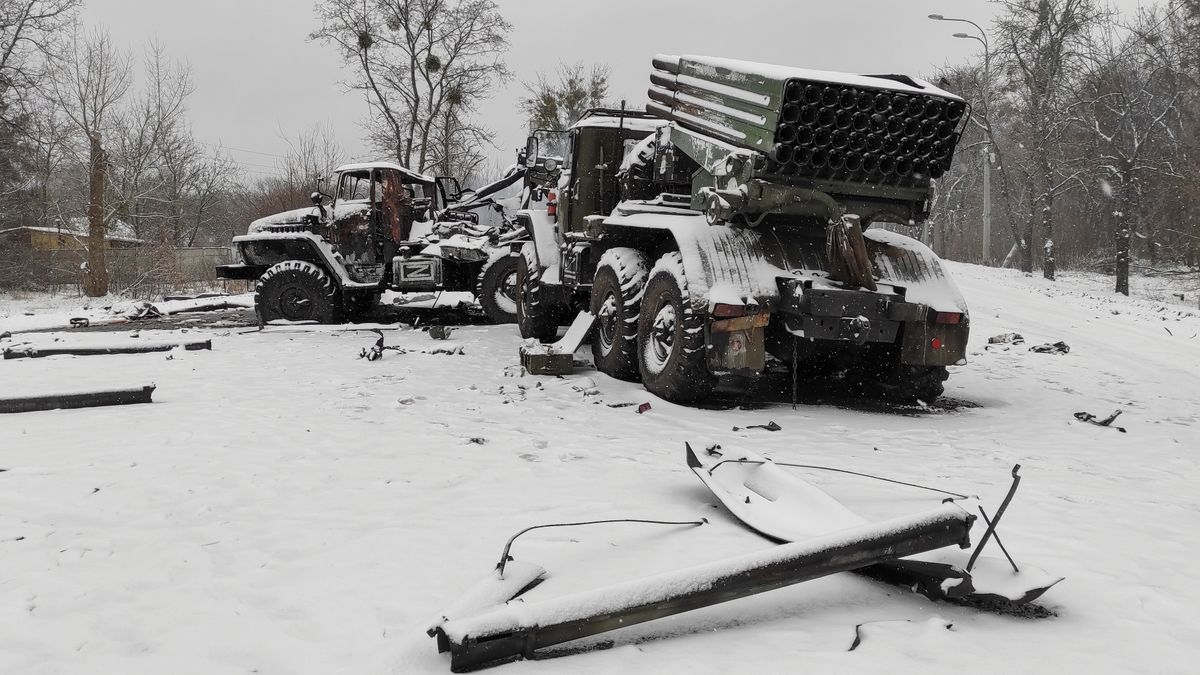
[597, 292, 619, 353]
[279, 286, 314, 321]
[493, 270, 519, 315]
[648, 302, 677, 369]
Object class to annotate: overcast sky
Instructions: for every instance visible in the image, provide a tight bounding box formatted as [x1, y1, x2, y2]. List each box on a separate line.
[82, 0, 1150, 182]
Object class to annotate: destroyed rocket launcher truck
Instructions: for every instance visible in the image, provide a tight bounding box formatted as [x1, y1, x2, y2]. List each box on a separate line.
[514, 55, 972, 403]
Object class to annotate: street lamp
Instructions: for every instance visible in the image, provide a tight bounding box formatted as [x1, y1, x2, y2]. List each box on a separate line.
[930, 13, 993, 265]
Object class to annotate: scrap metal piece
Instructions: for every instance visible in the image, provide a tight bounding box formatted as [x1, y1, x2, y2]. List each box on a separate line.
[0, 385, 156, 414]
[1074, 410, 1126, 432]
[436, 503, 971, 672]
[3, 340, 212, 360]
[687, 445, 1063, 610]
[519, 311, 596, 375]
[427, 560, 548, 653]
[966, 464, 1020, 573]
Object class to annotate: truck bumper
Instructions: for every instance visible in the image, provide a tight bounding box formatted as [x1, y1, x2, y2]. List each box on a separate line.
[777, 279, 968, 367]
[215, 263, 265, 280]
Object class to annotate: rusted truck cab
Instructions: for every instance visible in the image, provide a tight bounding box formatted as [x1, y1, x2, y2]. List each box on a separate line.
[217, 162, 455, 322]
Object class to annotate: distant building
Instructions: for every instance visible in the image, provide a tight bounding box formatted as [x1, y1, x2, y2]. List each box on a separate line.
[0, 218, 143, 251]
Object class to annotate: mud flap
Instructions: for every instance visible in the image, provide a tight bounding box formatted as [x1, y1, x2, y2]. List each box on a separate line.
[707, 313, 769, 373]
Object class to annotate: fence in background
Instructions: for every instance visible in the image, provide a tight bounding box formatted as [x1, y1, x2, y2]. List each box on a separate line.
[0, 246, 250, 296]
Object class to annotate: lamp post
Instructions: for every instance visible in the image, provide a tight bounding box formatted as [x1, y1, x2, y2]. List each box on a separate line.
[930, 14, 993, 265]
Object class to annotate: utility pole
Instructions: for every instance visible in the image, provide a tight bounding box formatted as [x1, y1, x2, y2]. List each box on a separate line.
[929, 13, 993, 266]
[982, 146, 991, 264]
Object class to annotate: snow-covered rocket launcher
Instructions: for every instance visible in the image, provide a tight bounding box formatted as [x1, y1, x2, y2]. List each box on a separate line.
[645, 54, 968, 218]
[515, 55, 976, 403]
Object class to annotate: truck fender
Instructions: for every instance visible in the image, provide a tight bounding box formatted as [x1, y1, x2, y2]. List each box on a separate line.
[514, 209, 559, 269]
[603, 211, 781, 313]
[231, 232, 378, 291]
[862, 229, 968, 314]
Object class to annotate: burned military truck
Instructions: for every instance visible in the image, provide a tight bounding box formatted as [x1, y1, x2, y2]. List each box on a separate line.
[515, 55, 971, 403]
[216, 161, 544, 324]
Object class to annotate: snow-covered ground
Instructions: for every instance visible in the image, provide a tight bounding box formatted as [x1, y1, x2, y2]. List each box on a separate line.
[1, 263, 1198, 674]
[0, 292, 256, 334]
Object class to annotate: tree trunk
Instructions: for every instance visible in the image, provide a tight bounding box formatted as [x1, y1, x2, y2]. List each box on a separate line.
[1115, 222, 1130, 296]
[1042, 196, 1055, 280]
[1020, 210, 1035, 273]
[1041, 157, 1055, 281]
[85, 133, 109, 297]
[1114, 185, 1132, 296]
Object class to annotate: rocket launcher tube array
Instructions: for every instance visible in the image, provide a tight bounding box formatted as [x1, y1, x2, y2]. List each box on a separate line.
[647, 54, 969, 187]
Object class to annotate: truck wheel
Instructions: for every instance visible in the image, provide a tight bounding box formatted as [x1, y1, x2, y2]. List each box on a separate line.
[255, 260, 342, 324]
[477, 252, 520, 324]
[591, 247, 650, 381]
[637, 252, 717, 402]
[516, 243, 560, 341]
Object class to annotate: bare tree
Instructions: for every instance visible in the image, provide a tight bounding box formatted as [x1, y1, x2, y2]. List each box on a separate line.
[110, 41, 193, 243]
[50, 26, 131, 296]
[0, 0, 80, 117]
[995, 0, 1104, 278]
[0, 0, 79, 231]
[1077, 11, 1184, 295]
[519, 62, 609, 132]
[311, 0, 511, 176]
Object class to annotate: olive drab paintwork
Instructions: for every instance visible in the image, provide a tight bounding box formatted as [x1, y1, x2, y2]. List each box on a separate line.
[516, 55, 973, 403]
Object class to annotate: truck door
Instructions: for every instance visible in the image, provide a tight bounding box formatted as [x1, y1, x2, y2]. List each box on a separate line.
[565, 126, 654, 233]
[332, 169, 375, 263]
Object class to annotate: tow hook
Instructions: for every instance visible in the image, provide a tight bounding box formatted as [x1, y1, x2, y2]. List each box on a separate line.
[847, 316, 871, 345]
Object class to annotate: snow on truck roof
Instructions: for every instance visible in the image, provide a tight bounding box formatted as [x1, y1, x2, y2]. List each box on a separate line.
[667, 54, 964, 101]
[570, 116, 669, 133]
[333, 161, 436, 183]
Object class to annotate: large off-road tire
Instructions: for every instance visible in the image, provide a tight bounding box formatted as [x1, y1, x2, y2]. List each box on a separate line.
[476, 252, 520, 324]
[515, 243, 561, 341]
[255, 260, 342, 324]
[591, 247, 650, 381]
[636, 252, 717, 402]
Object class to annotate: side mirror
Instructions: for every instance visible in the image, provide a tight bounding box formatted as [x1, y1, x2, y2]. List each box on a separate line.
[524, 136, 538, 169]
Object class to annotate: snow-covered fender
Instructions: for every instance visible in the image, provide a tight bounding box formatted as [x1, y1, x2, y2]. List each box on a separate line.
[603, 209, 967, 310]
[601, 209, 781, 312]
[231, 231, 379, 291]
[514, 208, 559, 270]
[864, 229, 970, 367]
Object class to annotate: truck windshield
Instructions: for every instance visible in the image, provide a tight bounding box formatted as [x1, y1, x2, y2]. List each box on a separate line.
[337, 171, 378, 202]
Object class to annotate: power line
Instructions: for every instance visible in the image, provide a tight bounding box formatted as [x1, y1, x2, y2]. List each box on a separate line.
[202, 140, 288, 159]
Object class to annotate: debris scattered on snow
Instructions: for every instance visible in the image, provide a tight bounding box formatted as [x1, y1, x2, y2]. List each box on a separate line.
[1074, 410, 1127, 432]
[0, 385, 157, 414]
[988, 332, 1025, 345]
[1029, 341, 1071, 354]
[637, 402, 652, 414]
[849, 618, 954, 652]
[733, 421, 782, 431]
[429, 326, 456, 340]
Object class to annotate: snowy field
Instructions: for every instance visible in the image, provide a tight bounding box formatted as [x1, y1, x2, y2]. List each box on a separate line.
[1, 263, 1198, 674]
